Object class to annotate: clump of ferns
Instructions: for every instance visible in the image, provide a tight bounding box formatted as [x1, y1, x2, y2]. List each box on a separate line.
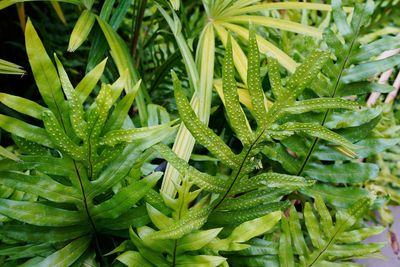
[123, 27, 362, 266]
[0, 19, 176, 265]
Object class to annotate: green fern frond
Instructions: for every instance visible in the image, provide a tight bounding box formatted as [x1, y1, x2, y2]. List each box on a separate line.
[223, 34, 253, 144]
[232, 196, 384, 266]
[172, 71, 240, 169]
[0, 19, 176, 266]
[247, 25, 268, 128]
[274, 0, 399, 209]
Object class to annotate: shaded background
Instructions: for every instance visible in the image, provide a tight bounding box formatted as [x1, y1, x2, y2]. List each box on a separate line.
[358, 206, 400, 266]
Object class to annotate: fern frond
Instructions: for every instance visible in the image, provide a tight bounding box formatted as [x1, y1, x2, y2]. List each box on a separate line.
[223, 34, 253, 144]
[274, 0, 398, 209]
[247, 27, 268, 128]
[172, 71, 240, 169]
[240, 196, 385, 266]
[0, 19, 175, 266]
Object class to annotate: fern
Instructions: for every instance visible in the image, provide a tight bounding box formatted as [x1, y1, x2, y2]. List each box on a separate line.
[229, 196, 385, 267]
[0, 19, 176, 266]
[264, 0, 400, 209]
[286, 196, 384, 266]
[113, 21, 372, 266]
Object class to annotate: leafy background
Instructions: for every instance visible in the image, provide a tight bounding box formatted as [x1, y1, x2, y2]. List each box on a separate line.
[0, 0, 400, 266]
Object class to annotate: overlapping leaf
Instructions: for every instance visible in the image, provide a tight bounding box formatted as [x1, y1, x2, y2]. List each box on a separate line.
[0, 19, 175, 266]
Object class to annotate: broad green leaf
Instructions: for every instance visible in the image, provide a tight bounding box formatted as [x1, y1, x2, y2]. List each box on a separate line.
[227, 255, 279, 267]
[210, 201, 290, 225]
[0, 114, 52, 147]
[129, 227, 172, 267]
[314, 196, 334, 237]
[268, 57, 284, 100]
[137, 226, 174, 254]
[342, 55, 400, 83]
[315, 137, 400, 160]
[325, 106, 383, 129]
[0, 171, 81, 204]
[154, 143, 227, 193]
[279, 217, 294, 267]
[304, 202, 323, 248]
[42, 110, 85, 160]
[68, 10, 95, 52]
[214, 24, 248, 83]
[0, 155, 72, 177]
[146, 203, 174, 230]
[275, 122, 360, 152]
[175, 255, 226, 267]
[85, 84, 113, 141]
[222, 22, 297, 73]
[305, 196, 376, 266]
[304, 163, 379, 183]
[325, 243, 385, 259]
[289, 207, 308, 256]
[75, 58, 107, 103]
[100, 122, 176, 146]
[0, 93, 47, 119]
[336, 82, 395, 96]
[104, 83, 138, 131]
[176, 228, 222, 253]
[331, 0, 352, 38]
[97, 205, 150, 230]
[337, 226, 385, 243]
[34, 235, 91, 267]
[222, 34, 252, 144]
[248, 27, 268, 127]
[233, 172, 314, 193]
[229, 16, 322, 38]
[350, 35, 400, 63]
[116, 251, 153, 267]
[12, 135, 48, 156]
[300, 184, 370, 208]
[228, 211, 281, 242]
[89, 145, 142, 198]
[235, 238, 279, 256]
[0, 199, 83, 226]
[172, 71, 239, 168]
[0, 145, 20, 162]
[91, 172, 161, 219]
[282, 98, 359, 114]
[25, 19, 66, 121]
[148, 208, 211, 240]
[284, 50, 330, 101]
[217, 188, 292, 211]
[0, 224, 89, 243]
[0, 243, 54, 260]
[54, 55, 87, 139]
[261, 143, 299, 174]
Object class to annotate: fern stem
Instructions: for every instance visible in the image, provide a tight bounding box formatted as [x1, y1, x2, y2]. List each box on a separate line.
[171, 240, 178, 267]
[212, 130, 265, 210]
[297, 2, 366, 175]
[73, 160, 107, 265]
[307, 209, 354, 266]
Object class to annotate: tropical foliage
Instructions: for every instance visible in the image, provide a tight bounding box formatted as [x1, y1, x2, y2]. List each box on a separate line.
[0, 0, 399, 266]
